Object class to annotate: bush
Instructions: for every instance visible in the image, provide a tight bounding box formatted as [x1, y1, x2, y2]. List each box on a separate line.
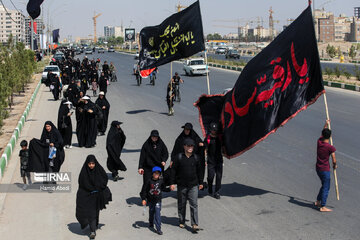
[333, 66, 341, 78]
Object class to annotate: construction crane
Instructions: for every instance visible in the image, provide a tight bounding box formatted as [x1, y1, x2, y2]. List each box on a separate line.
[269, 7, 280, 41]
[93, 12, 102, 43]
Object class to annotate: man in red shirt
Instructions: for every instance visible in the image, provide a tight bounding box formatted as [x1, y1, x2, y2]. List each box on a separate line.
[315, 120, 337, 212]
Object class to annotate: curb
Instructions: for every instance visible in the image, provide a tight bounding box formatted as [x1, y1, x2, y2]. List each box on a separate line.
[207, 63, 360, 92]
[0, 78, 41, 181]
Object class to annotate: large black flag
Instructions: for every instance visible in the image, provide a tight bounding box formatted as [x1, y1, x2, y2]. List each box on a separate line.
[26, 0, 44, 20]
[53, 29, 60, 43]
[195, 6, 324, 158]
[139, 1, 205, 73]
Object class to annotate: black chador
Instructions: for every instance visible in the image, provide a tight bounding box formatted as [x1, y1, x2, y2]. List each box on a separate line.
[106, 121, 127, 180]
[76, 155, 112, 236]
[28, 121, 65, 173]
[95, 94, 110, 135]
[57, 100, 73, 147]
[82, 98, 98, 148]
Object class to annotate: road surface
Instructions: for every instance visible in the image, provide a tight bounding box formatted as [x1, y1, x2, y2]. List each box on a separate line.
[0, 51, 359, 240]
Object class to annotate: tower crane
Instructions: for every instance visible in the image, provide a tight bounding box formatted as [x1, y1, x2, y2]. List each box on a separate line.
[93, 12, 102, 43]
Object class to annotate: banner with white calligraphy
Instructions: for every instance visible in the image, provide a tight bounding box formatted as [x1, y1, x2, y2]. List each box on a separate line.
[139, 1, 205, 75]
[195, 6, 325, 158]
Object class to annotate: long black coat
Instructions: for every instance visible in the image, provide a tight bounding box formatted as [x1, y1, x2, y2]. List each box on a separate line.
[83, 101, 98, 148]
[76, 155, 112, 229]
[106, 121, 127, 173]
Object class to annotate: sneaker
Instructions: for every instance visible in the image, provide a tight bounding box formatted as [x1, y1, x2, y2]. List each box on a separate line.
[89, 231, 96, 239]
[192, 224, 200, 232]
[179, 223, 185, 229]
[22, 184, 28, 190]
[68, 145, 72, 149]
[156, 230, 163, 235]
[113, 175, 120, 182]
[214, 193, 221, 199]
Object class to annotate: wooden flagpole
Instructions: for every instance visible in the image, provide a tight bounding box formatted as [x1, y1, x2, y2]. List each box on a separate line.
[323, 93, 340, 200]
[204, 49, 211, 95]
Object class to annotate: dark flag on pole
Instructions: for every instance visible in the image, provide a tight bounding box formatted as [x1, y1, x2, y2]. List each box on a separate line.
[26, 0, 44, 20]
[53, 29, 60, 43]
[195, 6, 324, 158]
[139, 0, 205, 77]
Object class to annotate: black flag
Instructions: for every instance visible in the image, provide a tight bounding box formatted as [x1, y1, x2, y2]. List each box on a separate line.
[195, 6, 324, 158]
[53, 29, 60, 43]
[139, 1, 205, 74]
[26, 0, 44, 20]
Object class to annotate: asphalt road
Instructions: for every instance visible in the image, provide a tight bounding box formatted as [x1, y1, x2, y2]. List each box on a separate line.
[205, 52, 359, 76]
[0, 51, 359, 240]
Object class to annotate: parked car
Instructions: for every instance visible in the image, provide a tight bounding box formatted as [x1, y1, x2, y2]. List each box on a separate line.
[183, 58, 209, 76]
[225, 50, 240, 59]
[215, 47, 227, 54]
[98, 48, 105, 53]
[108, 47, 115, 52]
[85, 48, 93, 54]
[41, 65, 61, 84]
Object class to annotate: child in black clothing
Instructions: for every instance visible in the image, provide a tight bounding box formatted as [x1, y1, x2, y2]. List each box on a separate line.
[141, 166, 166, 235]
[19, 140, 32, 190]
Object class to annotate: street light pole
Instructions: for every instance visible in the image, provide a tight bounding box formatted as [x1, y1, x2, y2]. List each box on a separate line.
[30, 18, 33, 50]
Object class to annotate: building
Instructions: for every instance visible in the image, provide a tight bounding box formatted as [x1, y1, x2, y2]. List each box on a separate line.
[318, 14, 335, 42]
[0, 5, 25, 44]
[104, 26, 115, 38]
[25, 17, 44, 48]
[349, 17, 360, 42]
[114, 26, 124, 38]
[334, 15, 352, 41]
[104, 25, 124, 39]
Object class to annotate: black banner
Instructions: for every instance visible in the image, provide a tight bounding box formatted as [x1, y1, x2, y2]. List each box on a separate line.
[195, 6, 324, 158]
[139, 1, 205, 70]
[26, 0, 44, 20]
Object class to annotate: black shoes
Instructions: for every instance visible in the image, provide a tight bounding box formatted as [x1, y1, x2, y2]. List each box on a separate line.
[89, 231, 96, 239]
[156, 230, 163, 235]
[214, 192, 221, 199]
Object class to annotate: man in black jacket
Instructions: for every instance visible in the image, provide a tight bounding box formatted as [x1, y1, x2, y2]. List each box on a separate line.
[170, 138, 203, 233]
[138, 130, 169, 196]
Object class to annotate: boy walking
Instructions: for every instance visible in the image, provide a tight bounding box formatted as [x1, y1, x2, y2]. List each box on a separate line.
[141, 166, 166, 235]
[315, 120, 337, 212]
[19, 140, 32, 190]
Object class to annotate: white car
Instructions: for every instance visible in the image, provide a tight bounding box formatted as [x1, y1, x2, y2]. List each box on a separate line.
[42, 65, 61, 84]
[85, 48, 93, 54]
[183, 58, 209, 76]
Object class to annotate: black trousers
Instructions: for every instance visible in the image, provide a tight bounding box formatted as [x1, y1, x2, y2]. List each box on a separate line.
[89, 210, 100, 232]
[207, 163, 223, 193]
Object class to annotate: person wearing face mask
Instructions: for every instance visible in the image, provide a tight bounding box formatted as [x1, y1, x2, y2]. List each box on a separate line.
[138, 130, 169, 196]
[57, 100, 73, 149]
[76, 155, 112, 239]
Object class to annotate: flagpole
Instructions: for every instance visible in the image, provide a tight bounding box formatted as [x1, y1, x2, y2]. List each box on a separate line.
[204, 49, 210, 94]
[323, 93, 340, 200]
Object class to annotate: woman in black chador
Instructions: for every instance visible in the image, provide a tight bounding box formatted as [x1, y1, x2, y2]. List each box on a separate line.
[95, 92, 110, 136]
[76, 155, 112, 239]
[57, 100, 73, 148]
[106, 121, 127, 181]
[39, 121, 65, 172]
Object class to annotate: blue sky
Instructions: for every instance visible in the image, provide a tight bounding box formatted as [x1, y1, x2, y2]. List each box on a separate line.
[9, 0, 360, 39]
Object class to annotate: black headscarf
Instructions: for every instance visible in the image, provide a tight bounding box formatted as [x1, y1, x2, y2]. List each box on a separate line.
[78, 155, 108, 192]
[40, 121, 64, 148]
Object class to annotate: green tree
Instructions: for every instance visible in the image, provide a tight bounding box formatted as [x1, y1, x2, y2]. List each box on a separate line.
[349, 45, 357, 59]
